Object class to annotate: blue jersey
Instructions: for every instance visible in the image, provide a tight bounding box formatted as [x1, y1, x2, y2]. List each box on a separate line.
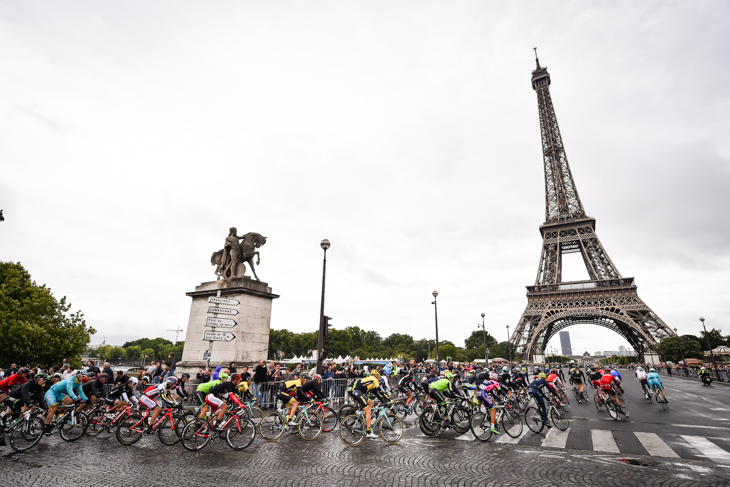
[610, 370, 622, 381]
[646, 372, 662, 386]
[49, 377, 89, 402]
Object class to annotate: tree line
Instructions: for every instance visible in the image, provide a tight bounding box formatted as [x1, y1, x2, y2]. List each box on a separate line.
[269, 326, 520, 363]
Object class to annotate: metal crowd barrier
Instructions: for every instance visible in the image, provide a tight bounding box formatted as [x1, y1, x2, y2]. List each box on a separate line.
[657, 367, 729, 382]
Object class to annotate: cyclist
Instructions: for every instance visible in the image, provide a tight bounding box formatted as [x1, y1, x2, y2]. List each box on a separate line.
[140, 376, 178, 433]
[635, 367, 649, 397]
[0, 367, 29, 404]
[526, 372, 561, 427]
[609, 367, 624, 394]
[599, 369, 622, 407]
[277, 373, 303, 426]
[43, 369, 89, 435]
[497, 366, 515, 398]
[5, 372, 47, 415]
[476, 371, 508, 434]
[699, 367, 712, 386]
[511, 367, 528, 395]
[176, 373, 191, 402]
[646, 368, 667, 402]
[352, 370, 388, 439]
[297, 374, 327, 412]
[107, 375, 137, 415]
[196, 376, 222, 409]
[569, 365, 586, 395]
[81, 371, 108, 406]
[206, 373, 244, 431]
[397, 370, 419, 413]
[588, 366, 602, 391]
[236, 378, 255, 403]
[428, 371, 461, 427]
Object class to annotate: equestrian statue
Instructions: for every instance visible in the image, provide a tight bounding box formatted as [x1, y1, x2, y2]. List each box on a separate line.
[211, 228, 267, 281]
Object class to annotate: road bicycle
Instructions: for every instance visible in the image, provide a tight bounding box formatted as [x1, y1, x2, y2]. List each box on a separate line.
[339, 403, 404, 446]
[258, 401, 323, 441]
[651, 385, 668, 411]
[470, 403, 523, 441]
[87, 402, 136, 436]
[180, 405, 255, 451]
[572, 384, 589, 403]
[524, 393, 569, 433]
[418, 398, 471, 437]
[240, 399, 264, 425]
[603, 391, 629, 420]
[2, 406, 45, 452]
[50, 402, 89, 442]
[115, 405, 186, 446]
[310, 399, 339, 432]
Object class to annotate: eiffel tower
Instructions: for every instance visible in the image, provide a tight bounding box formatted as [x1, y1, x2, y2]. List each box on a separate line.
[511, 52, 674, 363]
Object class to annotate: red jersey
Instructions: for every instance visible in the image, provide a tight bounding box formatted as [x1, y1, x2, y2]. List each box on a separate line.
[0, 373, 27, 393]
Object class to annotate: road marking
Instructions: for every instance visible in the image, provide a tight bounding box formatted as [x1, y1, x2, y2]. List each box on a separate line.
[674, 424, 730, 431]
[591, 430, 619, 453]
[455, 431, 475, 441]
[634, 432, 679, 458]
[681, 435, 730, 463]
[495, 426, 530, 444]
[542, 427, 570, 449]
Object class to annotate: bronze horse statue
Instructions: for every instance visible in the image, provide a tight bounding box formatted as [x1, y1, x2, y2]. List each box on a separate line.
[211, 231, 267, 281]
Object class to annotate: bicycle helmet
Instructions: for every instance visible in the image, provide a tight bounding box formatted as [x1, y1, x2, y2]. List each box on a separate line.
[87, 371, 97, 379]
[230, 373, 242, 381]
[444, 371, 455, 380]
[502, 366, 509, 372]
[489, 372, 498, 380]
[181, 373, 190, 379]
[649, 368, 656, 372]
[371, 370, 381, 378]
[538, 372, 547, 379]
[300, 373, 311, 381]
[550, 369, 558, 375]
[19, 367, 30, 375]
[53, 373, 62, 379]
[312, 374, 322, 381]
[35, 373, 48, 381]
[142, 375, 151, 382]
[166, 376, 178, 386]
[129, 377, 139, 385]
[76, 369, 88, 376]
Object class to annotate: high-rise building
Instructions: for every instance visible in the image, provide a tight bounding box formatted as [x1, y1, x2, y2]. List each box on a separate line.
[559, 331, 572, 356]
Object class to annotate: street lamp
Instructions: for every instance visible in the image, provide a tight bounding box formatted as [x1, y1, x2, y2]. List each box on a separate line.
[674, 327, 685, 365]
[506, 325, 512, 364]
[478, 313, 489, 364]
[700, 317, 717, 374]
[316, 239, 330, 375]
[431, 291, 440, 368]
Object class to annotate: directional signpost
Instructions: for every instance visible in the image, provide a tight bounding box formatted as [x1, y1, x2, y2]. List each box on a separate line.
[206, 317, 237, 328]
[203, 330, 236, 342]
[208, 306, 239, 315]
[208, 296, 240, 306]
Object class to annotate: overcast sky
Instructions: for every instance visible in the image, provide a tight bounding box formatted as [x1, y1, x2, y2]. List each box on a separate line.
[2, 2, 729, 358]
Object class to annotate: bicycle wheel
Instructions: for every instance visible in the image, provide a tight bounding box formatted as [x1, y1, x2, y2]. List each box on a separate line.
[158, 414, 186, 445]
[9, 418, 44, 452]
[503, 408, 524, 438]
[451, 405, 471, 435]
[593, 392, 603, 411]
[418, 407, 441, 437]
[246, 405, 264, 425]
[116, 413, 145, 445]
[517, 394, 529, 411]
[524, 406, 545, 434]
[59, 411, 88, 442]
[413, 397, 425, 416]
[180, 418, 211, 451]
[605, 400, 619, 421]
[659, 395, 668, 411]
[258, 412, 286, 441]
[470, 412, 492, 442]
[225, 417, 256, 450]
[320, 406, 339, 432]
[339, 415, 366, 446]
[550, 406, 569, 431]
[392, 401, 407, 420]
[378, 413, 404, 444]
[573, 388, 581, 402]
[560, 395, 571, 412]
[86, 410, 106, 436]
[580, 390, 589, 403]
[298, 411, 323, 440]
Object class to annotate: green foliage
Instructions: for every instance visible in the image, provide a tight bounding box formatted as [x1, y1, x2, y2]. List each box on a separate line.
[0, 262, 95, 368]
[658, 335, 703, 362]
[699, 328, 724, 350]
[464, 330, 497, 350]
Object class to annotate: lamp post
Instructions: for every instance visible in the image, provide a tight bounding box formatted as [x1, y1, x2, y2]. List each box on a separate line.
[479, 313, 489, 364]
[431, 291, 440, 368]
[674, 327, 685, 365]
[506, 325, 512, 364]
[700, 317, 717, 375]
[316, 239, 330, 376]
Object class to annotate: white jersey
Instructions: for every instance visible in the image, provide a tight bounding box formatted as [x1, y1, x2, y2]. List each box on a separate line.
[636, 370, 647, 381]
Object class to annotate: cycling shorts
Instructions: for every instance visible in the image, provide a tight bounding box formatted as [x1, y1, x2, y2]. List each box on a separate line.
[428, 389, 445, 405]
[397, 386, 412, 396]
[196, 390, 206, 406]
[140, 395, 158, 410]
[638, 378, 648, 386]
[571, 376, 583, 384]
[205, 394, 224, 413]
[44, 390, 60, 407]
[351, 390, 369, 409]
[277, 392, 295, 407]
[476, 390, 494, 409]
[647, 379, 662, 390]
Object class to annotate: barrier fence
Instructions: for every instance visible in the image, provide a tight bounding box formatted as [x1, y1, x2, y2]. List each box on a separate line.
[657, 367, 729, 382]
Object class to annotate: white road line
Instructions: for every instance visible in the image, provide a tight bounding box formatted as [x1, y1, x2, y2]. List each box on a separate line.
[495, 426, 530, 444]
[591, 430, 619, 453]
[674, 424, 730, 431]
[455, 431, 475, 441]
[681, 435, 730, 463]
[542, 427, 570, 449]
[634, 432, 679, 458]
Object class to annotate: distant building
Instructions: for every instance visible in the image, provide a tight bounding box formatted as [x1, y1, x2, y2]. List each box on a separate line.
[559, 331, 573, 356]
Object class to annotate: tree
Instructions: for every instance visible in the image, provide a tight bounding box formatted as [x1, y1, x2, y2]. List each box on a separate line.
[464, 330, 497, 350]
[658, 335, 703, 362]
[699, 328, 724, 351]
[0, 262, 95, 368]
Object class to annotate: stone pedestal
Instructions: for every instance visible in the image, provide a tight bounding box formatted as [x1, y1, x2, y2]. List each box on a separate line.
[177, 278, 278, 374]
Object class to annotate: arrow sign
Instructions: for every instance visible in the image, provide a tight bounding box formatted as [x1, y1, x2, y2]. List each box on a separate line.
[208, 296, 240, 306]
[203, 330, 236, 342]
[206, 317, 237, 328]
[208, 306, 238, 315]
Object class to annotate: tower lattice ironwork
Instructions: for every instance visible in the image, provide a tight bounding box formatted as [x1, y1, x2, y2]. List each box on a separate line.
[511, 53, 674, 362]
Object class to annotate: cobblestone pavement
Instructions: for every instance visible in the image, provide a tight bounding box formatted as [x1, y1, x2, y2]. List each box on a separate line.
[2, 429, 730, 487]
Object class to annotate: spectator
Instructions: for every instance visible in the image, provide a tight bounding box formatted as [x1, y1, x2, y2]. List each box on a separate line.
[167, 353, 177, 376]
[253, 360, 269, 409]
[197, 368, 211, 383]
[153, 361, 163, 384]
[240, 366, 251, 382]
[7, 364, 18, 376]
[147, 361, 157, 378]
[103, 362, 114, 382]
[229, 362, 237, 374]
[87, 360, 101, 376]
